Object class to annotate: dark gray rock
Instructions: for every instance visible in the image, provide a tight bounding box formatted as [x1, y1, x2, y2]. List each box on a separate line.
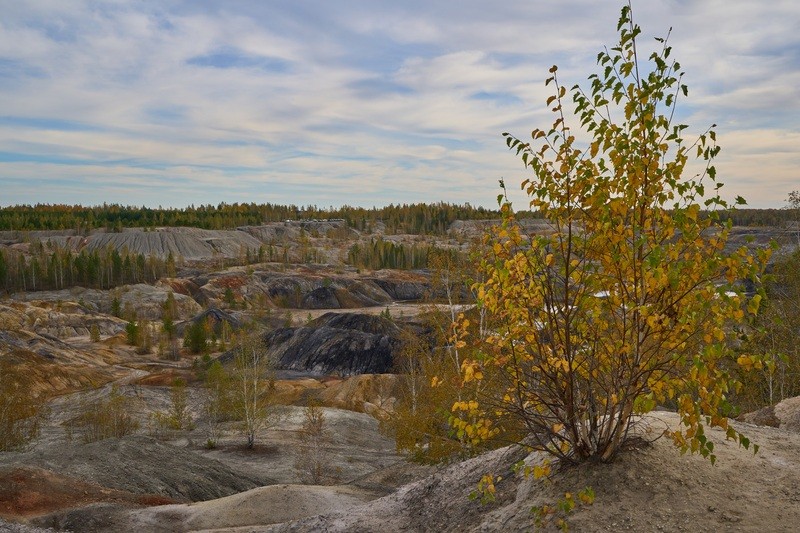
[334, 281, 393, 307]
[190, 308, 242, 328]
[248, 272, 394, 309]
[181, 308, 243, 336]
[0, 517, 63, 533]
[367, 278, 427, 301]
[302, 287, 340, 309]
[265, 312, 402, 375]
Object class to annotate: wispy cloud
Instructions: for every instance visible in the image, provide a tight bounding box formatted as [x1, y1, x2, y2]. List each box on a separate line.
[0, 0, 796, 209]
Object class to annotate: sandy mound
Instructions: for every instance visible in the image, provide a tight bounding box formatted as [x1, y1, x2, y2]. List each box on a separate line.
[774, 397, 800, 431]
[2, 401, 412, 532]
[271, 373, 401, 417]
[741, 396, 800, 432]
[120, 484, 378, 532]
[255, 412, 800, 532]
[0, 328, 125, 396]
[191, 406, 402, 488]
[12, 285, 200, 322]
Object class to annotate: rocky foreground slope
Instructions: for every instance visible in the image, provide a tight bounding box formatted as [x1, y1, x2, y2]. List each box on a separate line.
[1, 220, 797, 532]
[0, 403, 411, 532]
[260, 413, 800, 533]
[5, 412, 800, 532]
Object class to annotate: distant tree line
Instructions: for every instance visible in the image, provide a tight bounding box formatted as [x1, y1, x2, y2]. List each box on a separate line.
[0, 243, 175, 293]
[2, 202, 796, 236]
[715, 208, 798, 228]
[0, 202, 500, 235]
[347, 238, 462, 270]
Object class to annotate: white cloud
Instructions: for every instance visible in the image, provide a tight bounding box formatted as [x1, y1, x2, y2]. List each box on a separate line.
[0, 0, 797, 209]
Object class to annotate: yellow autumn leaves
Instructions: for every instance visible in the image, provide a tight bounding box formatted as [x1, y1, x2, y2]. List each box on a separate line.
[450, 2, 769, 467]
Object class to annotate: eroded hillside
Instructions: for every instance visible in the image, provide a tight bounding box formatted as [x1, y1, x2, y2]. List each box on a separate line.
[1, 218, 798, 532]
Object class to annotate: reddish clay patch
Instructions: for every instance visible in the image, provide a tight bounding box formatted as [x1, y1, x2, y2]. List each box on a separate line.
[159, 278, 199, 297]
[213, 274, 248, 290]
[0, 466, 175, 519]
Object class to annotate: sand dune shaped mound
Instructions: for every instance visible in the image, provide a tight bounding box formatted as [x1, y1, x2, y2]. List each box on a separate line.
[257, 413, 800, 533]
[118, 484, 378, 532]
[741, 395, 800, 432]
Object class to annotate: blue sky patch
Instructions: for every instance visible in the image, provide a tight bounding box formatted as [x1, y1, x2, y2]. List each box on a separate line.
[187, 48, 291, 73]
[0, 116, 98, 132]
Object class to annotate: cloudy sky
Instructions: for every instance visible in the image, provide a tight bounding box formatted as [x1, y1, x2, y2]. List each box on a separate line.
[0, 0, 797, 209]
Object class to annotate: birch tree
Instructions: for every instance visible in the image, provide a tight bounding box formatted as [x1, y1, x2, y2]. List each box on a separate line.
[230, 333, 279, 448]
[455, 3, 769, 466]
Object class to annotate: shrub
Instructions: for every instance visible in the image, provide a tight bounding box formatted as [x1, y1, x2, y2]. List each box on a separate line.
[294, 400, 339, 484]
[202, 360, 234, 448]
[150, 378, 195, 435]
[66, 385, 140, 443]
[184, 321, 208, 354]
[737, 248, 800, 408]
[89, 323, 101, 342]
[0, 362, 46, 451]
[454, 4, 768, 466]
[125, 320, 139, 346]
[0, 310, 22, 331]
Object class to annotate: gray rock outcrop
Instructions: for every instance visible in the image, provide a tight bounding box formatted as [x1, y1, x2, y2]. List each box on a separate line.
[264, 312, 402, 375]
[85, 227, 264, 261]
[196, 269, 430, 310]
[13, 284, 201, 321]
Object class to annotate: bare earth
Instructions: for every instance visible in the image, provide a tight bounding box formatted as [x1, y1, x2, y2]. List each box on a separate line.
[3, 411, 797, 532]
[221, 412, 800, 533]
[2, 253, 800, 532]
